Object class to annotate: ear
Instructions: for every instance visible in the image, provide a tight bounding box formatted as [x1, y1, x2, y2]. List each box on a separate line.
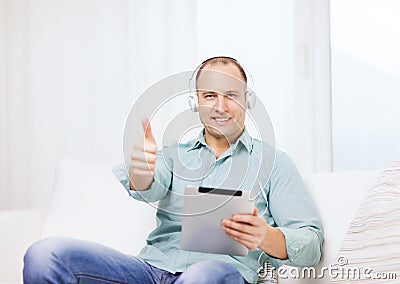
[246, 90, 256, 109]
[188, 93, 199, 112]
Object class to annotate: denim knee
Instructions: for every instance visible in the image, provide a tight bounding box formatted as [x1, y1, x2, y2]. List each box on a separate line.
[23, 237, 76, 284]
[176, 260, 245, 284]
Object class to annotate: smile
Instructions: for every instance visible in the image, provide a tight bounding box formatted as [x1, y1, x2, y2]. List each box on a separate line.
[212, 117, 231, 124]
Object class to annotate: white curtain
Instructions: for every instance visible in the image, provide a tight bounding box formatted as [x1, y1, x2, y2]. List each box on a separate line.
[0, 0, 7, 209]
[0, 0, 330, 210]
[1, 0, 32, 210]
[0, 0, 196, 209]
[292, 0, 332, 173]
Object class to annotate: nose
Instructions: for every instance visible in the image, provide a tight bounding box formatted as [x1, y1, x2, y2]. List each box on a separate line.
[215, 94, 229, 112]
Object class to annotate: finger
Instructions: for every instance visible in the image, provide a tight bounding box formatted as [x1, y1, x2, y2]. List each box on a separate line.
[131, 160, 156, 171]
[223, 227, 259, 250]
[134, 143, 157, 154]
[142, 117, 156, 143]
[231, 214, 259, 225]
[131, 150, 157, 164]
[227, 234, 258, 251]
[222, 225, 255, 242]
[131, 168, 155, 176]
[222, 219, 257, 235]
[253, 207, 259, 216]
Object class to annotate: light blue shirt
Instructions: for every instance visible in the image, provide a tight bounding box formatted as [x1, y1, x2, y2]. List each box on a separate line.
[113, 129, 323, 284]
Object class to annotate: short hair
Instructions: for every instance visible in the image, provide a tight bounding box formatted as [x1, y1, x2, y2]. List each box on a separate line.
[195, 56, 247, 84]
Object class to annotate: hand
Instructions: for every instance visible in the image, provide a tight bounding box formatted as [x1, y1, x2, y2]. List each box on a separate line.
[129, 117, 157, 190]
[221, 207, 268, 250]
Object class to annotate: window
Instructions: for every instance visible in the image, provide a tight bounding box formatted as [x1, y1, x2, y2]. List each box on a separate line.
[331, 0, 400, 170]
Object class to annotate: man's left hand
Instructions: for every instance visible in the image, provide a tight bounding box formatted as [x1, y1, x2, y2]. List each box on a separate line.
[221, 207, 268, 250]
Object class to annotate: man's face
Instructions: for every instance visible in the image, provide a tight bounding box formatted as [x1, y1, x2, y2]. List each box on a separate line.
[196, 63, 247, 144]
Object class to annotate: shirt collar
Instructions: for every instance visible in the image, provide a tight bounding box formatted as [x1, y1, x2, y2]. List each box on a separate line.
[187, 128, 253, 153]
[187, 129, 207, 151]
[233, 128, 253, 153]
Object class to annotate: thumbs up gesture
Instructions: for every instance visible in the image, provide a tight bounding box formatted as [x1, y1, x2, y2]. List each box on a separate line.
[129, 118, 158, 190]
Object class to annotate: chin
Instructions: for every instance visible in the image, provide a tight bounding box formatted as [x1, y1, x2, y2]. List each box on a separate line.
[209, 128, 240, 141]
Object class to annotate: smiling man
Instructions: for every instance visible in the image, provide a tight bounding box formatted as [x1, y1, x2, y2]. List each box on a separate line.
[196, 62, 247, 159]
[23, 57, 323, 284]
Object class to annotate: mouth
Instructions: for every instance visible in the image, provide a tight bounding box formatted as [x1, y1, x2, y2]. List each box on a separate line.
[212, 117, 231, 125]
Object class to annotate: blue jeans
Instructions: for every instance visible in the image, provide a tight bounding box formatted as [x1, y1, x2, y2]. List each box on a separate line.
[23, 237, 248, 284]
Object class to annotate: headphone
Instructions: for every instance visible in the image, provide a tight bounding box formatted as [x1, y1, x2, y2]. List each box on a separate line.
[188, 56, 256, 112]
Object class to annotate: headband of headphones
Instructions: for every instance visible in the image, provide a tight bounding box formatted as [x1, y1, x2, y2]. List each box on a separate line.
[188, 56, 256, 112]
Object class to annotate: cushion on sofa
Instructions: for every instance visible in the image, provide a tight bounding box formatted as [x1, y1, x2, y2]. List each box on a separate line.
[41, 159, 156, 255]
[331, 161, 400, 283]
[302, 170, 381, 267]
[265, 170, 382, 284]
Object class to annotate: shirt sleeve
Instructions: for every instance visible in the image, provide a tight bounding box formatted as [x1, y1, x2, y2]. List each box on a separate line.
[112, 150, 172, 203]
[266, 152, 324, 268]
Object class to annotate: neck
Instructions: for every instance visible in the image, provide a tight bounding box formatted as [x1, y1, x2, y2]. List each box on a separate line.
[205, 136, 229, 158]
[204, 130, 243, 158]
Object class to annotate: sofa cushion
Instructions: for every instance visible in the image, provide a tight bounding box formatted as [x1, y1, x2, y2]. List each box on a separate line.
[279, 170, 381, 284]
[0, 209, 44, 283]
[41, 159, 156, 255]
[302, 170, 381, 267]
[331, 162, 400, 283]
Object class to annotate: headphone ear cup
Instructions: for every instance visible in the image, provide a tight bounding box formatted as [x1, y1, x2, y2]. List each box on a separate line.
[246, 90, 256, 109]
[188, 93, 199, 112]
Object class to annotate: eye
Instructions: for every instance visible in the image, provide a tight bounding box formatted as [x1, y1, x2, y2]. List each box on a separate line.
[203, 93, 216, 100]
[226, 93, 237, 99]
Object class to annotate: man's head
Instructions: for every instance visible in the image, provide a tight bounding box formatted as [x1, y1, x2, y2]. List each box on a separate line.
[195, 57, 248, 145]
[196, 57, 247, 85]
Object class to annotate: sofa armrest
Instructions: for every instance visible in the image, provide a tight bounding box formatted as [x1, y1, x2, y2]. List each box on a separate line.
[0, 208, 45, 283]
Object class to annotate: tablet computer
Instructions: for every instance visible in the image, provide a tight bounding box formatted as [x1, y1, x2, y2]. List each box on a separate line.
[181, 185, 255, 256]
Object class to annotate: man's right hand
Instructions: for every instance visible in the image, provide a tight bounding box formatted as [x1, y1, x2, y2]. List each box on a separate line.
[129, 118, 157, 190]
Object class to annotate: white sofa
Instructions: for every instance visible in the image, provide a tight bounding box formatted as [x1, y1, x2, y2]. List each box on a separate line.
[0, 159, 382, 284]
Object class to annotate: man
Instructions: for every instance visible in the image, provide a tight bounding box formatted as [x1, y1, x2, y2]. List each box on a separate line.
[23, 57, 323, 284]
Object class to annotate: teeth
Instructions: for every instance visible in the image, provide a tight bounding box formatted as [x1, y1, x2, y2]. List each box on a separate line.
[214, 117, 229, 122]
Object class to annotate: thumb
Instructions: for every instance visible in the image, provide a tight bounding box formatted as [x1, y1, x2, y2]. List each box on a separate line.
[253, 207, 259, 216]
[142, 117, 156, 143]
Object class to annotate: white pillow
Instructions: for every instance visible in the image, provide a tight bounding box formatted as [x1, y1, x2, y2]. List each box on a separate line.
[331, 161, 400, 283]
[41, 159, 156, 255]
[302, 170, 381, 268]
